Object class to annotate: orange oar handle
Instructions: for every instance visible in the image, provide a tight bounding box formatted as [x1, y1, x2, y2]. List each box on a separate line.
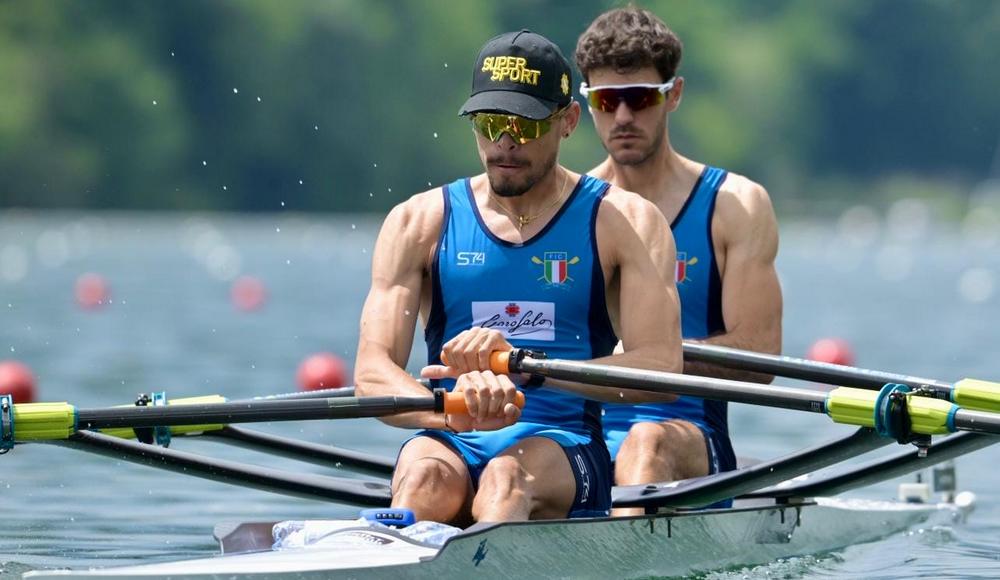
[439, 350, 514, 375]
[489, 351, 511, 374]
[443, 390, 526, 415]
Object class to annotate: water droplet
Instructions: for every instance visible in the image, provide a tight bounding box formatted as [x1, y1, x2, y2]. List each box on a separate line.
[404, 310, 411, 316]
[444, 63, 448, 68]
[286, 259, 291, 265]
[281, 201, 285, 207]
[388, 188, 392, 192]
[256, 96, 261, 102]
[152, 100, 158, 105]
[276, 227, 281, 233]
[314, 125, 319, 130]
[517, 448, 524, 455]
[351, 224, 356, 230]
[373, 163, 378, 168]
[369, 192, 374, 197]
[222, 185, 227, 190]
[202, 160, 207, 166]
[433, 132, 438, 138]
[170, 51, 175, 57]
[232, 87, 238, 94]
[619, 392, 624, 398]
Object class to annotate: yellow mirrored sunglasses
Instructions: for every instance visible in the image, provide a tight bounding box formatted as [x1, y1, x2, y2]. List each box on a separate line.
[471, 107, 569, 144]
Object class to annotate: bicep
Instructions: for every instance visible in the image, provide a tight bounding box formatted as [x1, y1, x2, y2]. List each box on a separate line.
[717, 190, 782, 353]
[356, 206, 433, 370]
[609, 202, 681, 354]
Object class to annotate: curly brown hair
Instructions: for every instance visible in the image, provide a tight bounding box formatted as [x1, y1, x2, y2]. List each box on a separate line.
[574, 5, 683, 85]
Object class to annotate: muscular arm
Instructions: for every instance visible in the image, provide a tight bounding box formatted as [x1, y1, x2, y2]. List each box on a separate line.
[543, 189, 683, 403]
[354, 192, 449, 429]
[685, 179, 782, 382]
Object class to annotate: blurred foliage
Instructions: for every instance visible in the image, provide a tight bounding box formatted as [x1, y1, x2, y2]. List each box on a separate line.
[0, 0, 998, 214]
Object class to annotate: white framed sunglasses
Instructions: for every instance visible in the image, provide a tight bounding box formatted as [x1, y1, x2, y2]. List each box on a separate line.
[579, 78, 676, 112]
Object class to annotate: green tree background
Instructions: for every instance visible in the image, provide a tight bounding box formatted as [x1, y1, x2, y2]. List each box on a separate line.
[1, 0, 998, 215]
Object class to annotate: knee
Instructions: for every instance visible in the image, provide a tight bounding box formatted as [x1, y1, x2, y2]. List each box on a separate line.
[620, 422, 670, 456]
[395, 457, 462, 495]
[478, 455, 529, 499]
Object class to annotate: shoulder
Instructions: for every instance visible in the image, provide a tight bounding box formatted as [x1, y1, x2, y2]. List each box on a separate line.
[714, 171, 776, 225]
[713, 171, 779, 250]
[597, 184, 671, 246]
[599, 184, 664, 225]
[381, 187, 447, 245]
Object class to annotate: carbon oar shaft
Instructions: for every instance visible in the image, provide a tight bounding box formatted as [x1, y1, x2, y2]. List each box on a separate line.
[682, 342, 952, 392]
[681, 342, 1000, 415]
[489, 350, 1000, 438]
[514, 357, 829, 413]
[77, 395, 441, 430]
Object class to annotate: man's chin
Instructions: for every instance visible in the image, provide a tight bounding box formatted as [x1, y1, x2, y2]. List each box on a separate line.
[609, 147, 653, 167]
[487, 175, 530, 198]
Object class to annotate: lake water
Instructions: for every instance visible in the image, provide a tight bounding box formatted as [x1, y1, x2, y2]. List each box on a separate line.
[1, 210, 999, 579]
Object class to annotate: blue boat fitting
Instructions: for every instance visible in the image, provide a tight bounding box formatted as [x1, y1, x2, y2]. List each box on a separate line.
[0, 394, 14, 452]
[360, 507, 416, 528]
[874, 383, 911, 440]
[152, 391, 172, 447]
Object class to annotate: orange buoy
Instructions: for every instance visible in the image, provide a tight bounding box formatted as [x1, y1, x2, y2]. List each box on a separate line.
[806, 338, 856, 367]
[231, 276, 267, 312]
[0, 360, 37, 403]
[75, 273, 110, 309]
[296, 353, 348, 391]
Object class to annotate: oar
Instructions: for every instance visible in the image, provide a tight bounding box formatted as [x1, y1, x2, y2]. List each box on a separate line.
[682, 342, 1000, 413]
[742, 431, 993, 500]
[488, 349, 1000, 440]
[0, 390, 525, 448]
[201, 426, 395, 477]
[51, 430, 392, 506]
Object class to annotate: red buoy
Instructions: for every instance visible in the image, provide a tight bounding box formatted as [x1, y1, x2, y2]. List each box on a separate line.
[0, 360, 37, 403]
[806, 338, 856, 367]
[75, 273, 110, 309]
[296, 353, 347, 391]
[231, 276, 267, 312]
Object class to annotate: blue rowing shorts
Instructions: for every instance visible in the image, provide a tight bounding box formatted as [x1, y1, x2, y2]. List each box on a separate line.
[406, 422, 612, 518]
[606, 420, 735, 509]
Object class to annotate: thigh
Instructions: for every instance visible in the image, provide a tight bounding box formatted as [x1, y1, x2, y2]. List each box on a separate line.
[657, 419, 710, 479]
[494, 436, 577, 519]
[393, 435, 474, 497]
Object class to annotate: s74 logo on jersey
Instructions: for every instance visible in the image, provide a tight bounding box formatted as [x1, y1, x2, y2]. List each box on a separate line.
[457, 252, 486, 266]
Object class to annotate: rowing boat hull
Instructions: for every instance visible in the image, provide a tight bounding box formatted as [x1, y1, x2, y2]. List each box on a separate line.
[23, 497, 968, 580]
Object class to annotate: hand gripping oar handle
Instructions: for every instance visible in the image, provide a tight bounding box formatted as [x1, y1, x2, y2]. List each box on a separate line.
[0, 390, 522, 447]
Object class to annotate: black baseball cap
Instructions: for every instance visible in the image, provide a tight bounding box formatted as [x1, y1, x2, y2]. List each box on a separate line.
[459, 30, 573, 120]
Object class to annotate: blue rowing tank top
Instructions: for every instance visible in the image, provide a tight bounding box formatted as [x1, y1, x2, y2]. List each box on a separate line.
[603, 166, 735, 468]
[427, 175, 618, 439]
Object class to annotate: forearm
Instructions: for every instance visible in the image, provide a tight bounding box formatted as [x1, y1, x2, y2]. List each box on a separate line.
[355, 354, 449, 430]
[684, 330, 780, 384]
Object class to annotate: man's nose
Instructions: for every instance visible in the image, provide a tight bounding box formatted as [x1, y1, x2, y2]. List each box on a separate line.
[614, 100, 634, 124]
[495, 131, 520, 150]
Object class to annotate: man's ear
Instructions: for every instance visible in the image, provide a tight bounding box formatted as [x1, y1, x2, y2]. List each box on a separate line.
[666, 76, 685, 113]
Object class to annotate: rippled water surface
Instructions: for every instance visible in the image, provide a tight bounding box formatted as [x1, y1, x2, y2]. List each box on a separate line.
[1, 211, 999, 578]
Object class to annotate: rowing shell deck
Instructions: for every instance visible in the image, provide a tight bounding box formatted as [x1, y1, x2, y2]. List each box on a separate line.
[24, 496, 971, 580]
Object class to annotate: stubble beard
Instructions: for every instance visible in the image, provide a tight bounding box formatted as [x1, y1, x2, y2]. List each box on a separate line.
[487, 148, 559, 198]
[607, 116, 667, 167]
